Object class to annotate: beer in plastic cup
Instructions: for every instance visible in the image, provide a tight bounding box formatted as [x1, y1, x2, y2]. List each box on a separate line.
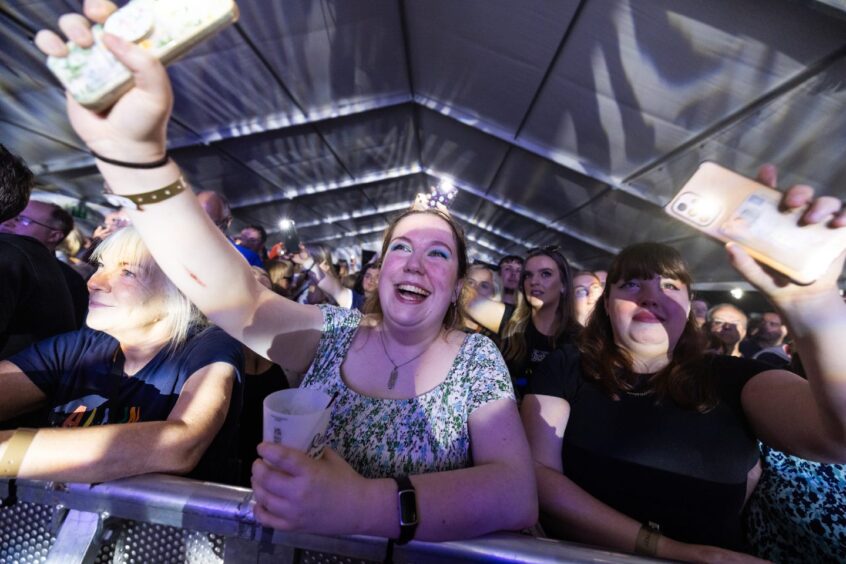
[262, 388, 332, 458]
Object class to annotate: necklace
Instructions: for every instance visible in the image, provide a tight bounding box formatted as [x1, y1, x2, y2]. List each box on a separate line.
[624, 389, 653, 397]
[378, 328, 434, 390]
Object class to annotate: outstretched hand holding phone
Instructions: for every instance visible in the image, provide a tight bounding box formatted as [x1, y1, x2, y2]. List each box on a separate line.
[36, 1, 173, 166]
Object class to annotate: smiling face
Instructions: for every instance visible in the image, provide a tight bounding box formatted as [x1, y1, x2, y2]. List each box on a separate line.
[607, 274, 691, 359]
[522, 255, 565, 310]
[377, 213, 462, 332]
[86, 245, 170, 341]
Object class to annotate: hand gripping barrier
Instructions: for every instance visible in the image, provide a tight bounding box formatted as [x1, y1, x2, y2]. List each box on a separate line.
[1, 475, 661, 563]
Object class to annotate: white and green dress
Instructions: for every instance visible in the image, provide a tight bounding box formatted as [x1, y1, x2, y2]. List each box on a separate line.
[301, 305, 514, 478]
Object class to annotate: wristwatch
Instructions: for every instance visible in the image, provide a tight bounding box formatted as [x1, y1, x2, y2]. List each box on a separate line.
[103, 177, 186, 211]
[393, 475, 418, 545]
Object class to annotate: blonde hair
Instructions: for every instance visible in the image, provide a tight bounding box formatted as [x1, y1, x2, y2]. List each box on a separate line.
[91, 227, 206, 349]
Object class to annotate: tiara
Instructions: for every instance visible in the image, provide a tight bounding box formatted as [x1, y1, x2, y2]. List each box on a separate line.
[411, 184, 457, 215]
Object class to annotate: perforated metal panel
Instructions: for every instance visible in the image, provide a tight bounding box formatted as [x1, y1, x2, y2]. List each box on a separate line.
[299, 550, 375, 564]
[94, 521, 224, 564]
[0, 501, 57, 564]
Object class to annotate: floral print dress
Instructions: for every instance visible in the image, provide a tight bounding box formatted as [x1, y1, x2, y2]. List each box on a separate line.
[301, 305, 514, 478]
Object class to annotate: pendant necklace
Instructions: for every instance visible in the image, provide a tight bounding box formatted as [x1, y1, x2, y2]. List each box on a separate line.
[378, 328, 433, 390]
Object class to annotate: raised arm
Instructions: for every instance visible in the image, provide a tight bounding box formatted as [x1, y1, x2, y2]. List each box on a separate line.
[0, 361, 234, 483]
[734, 168, 846, 463]
[34, 4, 322, 372]
[251, 397, 537, 540]
[520, 394, 764, 562]
[462, 284, 508, 334]
[293, 246, 354, 309]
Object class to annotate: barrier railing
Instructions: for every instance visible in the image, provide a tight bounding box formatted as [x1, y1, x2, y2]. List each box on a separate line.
[1, 475, 660, 563]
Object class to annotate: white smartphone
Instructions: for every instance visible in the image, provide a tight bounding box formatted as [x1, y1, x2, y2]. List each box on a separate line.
[46, 0, 239, 112]
[665, 161, 846, 285]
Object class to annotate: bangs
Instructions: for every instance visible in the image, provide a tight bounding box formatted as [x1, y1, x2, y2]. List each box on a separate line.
[609, 243, 693, 289]
[90, 227, 158, 281]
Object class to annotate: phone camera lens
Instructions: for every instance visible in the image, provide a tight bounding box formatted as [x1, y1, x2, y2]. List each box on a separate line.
[677, 202, 688, 212]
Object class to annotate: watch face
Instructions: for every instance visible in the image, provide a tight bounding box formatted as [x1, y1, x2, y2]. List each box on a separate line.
[398, 490, 418, 525]
[104, 193, 137, 210]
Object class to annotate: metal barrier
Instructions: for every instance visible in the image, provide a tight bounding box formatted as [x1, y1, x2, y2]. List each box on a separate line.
[1, 475, 659, 563]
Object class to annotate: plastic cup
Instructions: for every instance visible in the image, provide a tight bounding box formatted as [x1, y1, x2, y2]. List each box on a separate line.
[262, 388, 332, 458]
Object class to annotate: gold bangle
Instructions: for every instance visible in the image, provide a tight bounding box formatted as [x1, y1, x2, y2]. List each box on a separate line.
[0, 428, 37, 478]
[635, 521, 661, 556]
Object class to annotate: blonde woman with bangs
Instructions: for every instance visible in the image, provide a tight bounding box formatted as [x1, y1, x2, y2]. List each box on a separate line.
[0, 227, 244, 484]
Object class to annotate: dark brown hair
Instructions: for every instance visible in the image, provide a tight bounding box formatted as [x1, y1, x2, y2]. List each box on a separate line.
[0, 145, 34, 223]
[365, 207, 468, 331]
[579, 242, 717, 412]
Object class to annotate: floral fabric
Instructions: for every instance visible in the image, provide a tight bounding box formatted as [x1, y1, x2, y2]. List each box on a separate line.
[301, 305, 514, 478]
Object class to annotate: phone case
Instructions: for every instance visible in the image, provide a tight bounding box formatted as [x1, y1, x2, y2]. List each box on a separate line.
[46, 0, 239, 112]
[664, 161, 846, 284]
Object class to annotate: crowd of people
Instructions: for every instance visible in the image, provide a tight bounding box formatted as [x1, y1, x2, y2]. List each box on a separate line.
[0, 2, 844, 561]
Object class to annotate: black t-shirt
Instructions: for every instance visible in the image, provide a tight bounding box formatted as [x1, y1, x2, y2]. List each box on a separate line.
[10, 326, 245, 484]
[238, 363, 289, 486]
[499, 306, 570, 399]
[529, 345, 769, 549]
[0, 234, 76, 359]
[57, 260, 89, 328]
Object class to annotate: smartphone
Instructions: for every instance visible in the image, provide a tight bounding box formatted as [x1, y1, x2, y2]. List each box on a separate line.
[46, 0, 239, 111]
[665, 161, 846, 284]
[284, 232, 301, 255]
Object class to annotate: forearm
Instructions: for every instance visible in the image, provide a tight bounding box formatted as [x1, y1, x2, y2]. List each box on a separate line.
[95, 160, 262, 333]
[781, 292, 846, 437]
[2, 421, 207, 482]
[316, 270, 353, 309]
[360, 462, 537, 541]
[464, 296, 506, 334]
[536, 465, 640, 552]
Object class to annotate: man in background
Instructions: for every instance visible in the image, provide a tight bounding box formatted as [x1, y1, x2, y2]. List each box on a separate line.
[1, 199, 88, 326]
[0, 145, 76, 359]
[197, 190, 264, 267]
[498, 255, 523, 306]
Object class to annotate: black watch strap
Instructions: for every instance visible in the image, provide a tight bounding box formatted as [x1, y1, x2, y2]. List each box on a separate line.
[393, 475, 418, 545]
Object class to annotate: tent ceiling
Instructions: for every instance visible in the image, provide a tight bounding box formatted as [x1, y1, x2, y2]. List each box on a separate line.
[3, 0, 846, 283]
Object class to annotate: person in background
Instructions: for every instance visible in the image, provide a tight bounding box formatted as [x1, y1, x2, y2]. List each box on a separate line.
[466, 247, 579, 400]
[265, 259, 297, 298]
[704, 303, 748, 357]
[462, 264, 501, 339]
[0, 146, 76, 359]
[594, 270, 608, 289]
[239, 224, 268, 262]
[1, 199, 88, 327]
[352, 260, 381, 307]
[79, 205, 132, 260]
[690, 298, 709, 328]
[0, 227, 244, 484]
[740, 312, 788, 363]
[498, 255, 523, 306]
[237, 266, 289, 486]
[196, 191, 263, 267]
[572, 271, 603, 326]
